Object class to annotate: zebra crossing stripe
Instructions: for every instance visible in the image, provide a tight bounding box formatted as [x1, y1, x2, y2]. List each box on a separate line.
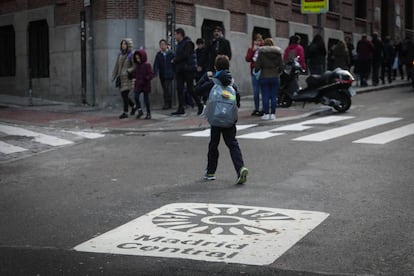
[237, 131, 284, 139]
[270, 115, 354, 132]
[0, 141, 27, 154]
[0, 124, 73, 146]
[293, 117, 402, 142]
[182, 129, 210, 137]
[353, 123, 414, 144]
[182, 124, 258, 137]
[64, 130, 105, 139]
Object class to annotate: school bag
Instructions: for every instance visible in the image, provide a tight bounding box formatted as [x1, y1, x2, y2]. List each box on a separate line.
[205, 81, 238, 128]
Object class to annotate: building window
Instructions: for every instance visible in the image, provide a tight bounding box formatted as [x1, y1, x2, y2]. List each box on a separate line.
[355, 0, 367, 19]
[252, 27, 271, 41]
[329, 0, 339, 13]
[201, 19, 224, 46]
[406, 0, 413, 29]
[28, 20, 49, 78]
[0, 25, 16, 77]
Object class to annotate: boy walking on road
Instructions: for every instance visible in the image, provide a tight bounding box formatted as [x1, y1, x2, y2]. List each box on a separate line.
[202, 55, 248, 185]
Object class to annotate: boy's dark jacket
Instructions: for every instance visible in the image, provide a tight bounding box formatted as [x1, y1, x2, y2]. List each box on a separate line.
[153, 50, 175, 80]
[195, 69, 240, 107]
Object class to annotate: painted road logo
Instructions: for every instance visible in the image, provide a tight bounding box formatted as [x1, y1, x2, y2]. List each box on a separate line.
[74, 203, 329, 265]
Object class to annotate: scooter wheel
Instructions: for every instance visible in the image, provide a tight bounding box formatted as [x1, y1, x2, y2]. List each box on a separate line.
[332, 93, 351, 113]
[278, 93, 292, 108]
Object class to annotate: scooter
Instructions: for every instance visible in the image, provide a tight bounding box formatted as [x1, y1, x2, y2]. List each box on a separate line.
[278, 57, 355, 113]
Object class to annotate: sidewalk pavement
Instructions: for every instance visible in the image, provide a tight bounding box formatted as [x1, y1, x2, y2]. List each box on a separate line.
[0, 80, 410, 133]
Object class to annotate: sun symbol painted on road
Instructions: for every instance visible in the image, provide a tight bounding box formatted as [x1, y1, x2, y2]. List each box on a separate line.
[151, 206, 295, 235]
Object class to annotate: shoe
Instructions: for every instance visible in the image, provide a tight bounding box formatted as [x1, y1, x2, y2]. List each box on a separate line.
[145, 112, 151, 119]
[136, 109, 144, 119]
[203, 171, 216, 181]
[130, 105, 137, 115]
[270, 114, 276, 120]
[171, 110, 185, 116]
[197, 103, 204, 115]
[236, 167, 248, 185]
[119, 113, 128, 119]
[261, 114, 270, 120]
[198, 104, 206, 116]
[251, 110, 259, 116]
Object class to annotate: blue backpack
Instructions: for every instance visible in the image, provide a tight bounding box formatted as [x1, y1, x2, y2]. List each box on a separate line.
[205, 80, 238, 128]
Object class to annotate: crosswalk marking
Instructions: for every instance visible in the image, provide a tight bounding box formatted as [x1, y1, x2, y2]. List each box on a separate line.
[270, 115, 355, 132]
[353, 123, 414, 144]
[237, 131, 284, 139]
[64, 130, 105, 139]
[0, 141, 27, 154]
[0, 124, 73, 146]
[182, 124, 257, 137]
[293, 117, 402, 142]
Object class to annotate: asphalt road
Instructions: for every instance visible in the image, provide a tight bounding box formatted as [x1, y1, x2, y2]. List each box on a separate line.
[0, 86, 413, 275]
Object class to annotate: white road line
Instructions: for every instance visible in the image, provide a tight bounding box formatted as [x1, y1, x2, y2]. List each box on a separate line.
[237, 131, 284, 139]
[353, 123, 414, 144]
[0, 124, 73, 146]
[182, 129, 210, 137]
[0, 141, 28, 154]
[64, 130, 105, 139]
[270, 115, 354, 132]
[293, 117, 402, 142]
[182, 124, 258, 137]
[236, 124, 258, 130]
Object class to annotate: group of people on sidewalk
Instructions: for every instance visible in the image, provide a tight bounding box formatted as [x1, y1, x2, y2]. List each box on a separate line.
[111, 26, 232, 120]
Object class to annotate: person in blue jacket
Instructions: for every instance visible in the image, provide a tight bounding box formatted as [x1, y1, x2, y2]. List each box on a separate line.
[153, 39, 175, 110]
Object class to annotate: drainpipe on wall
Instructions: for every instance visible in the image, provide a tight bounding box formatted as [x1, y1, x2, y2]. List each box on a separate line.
[86, 1, 95, 106]
[137, 0, 145, 48]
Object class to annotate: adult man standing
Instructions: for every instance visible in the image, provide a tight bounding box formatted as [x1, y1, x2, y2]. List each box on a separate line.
[371, 32, 384, 86]
[208, 26, 232, 70]
[171, 28, 203, 116]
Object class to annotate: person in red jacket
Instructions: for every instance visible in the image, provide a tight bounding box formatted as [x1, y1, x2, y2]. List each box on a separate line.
[130, 49, 154, 119]
[245, 33, 264, 116]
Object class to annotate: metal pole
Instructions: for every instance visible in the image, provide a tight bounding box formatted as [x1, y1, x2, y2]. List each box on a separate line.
[86, 2, 95, 106]
[28, 68, 33, 106]
[80, 11, 87, 104]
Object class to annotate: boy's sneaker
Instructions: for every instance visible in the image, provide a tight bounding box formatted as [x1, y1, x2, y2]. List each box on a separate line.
[119, 113, 128, 119]
[270, 114, 276, 120]
[203, 171, 216, 181]
[236, 167, 248, 184]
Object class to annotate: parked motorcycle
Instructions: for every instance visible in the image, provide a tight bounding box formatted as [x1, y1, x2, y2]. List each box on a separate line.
[278, 57, 355, 113]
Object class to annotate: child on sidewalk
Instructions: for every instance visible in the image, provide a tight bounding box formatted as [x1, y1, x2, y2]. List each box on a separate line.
[202, 55, 248, 185]
[131, 49, 154, 119]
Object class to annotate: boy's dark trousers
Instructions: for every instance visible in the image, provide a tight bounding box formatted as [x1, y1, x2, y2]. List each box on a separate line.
[160, 78, 172, 108]
[207, 125, 244, 175]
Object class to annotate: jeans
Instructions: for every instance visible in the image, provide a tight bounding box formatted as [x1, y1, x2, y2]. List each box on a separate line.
[251, 74, 261, 111]
[259, 77, 280, 114]
[134, 90, 150, 113]
[207, 125, 244, 176]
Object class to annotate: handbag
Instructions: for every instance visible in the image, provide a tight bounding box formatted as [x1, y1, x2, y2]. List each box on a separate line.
[115, 76, 121, 88]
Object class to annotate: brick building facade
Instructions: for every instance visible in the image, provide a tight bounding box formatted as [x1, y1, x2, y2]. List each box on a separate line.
[0, 0, 413, 106]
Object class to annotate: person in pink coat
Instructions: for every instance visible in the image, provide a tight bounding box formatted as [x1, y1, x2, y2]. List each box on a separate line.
[283, 35, 307, 71]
